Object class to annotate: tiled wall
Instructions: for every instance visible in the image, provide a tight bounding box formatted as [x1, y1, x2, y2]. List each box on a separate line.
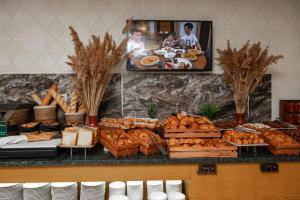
[0, 0, 299, 119]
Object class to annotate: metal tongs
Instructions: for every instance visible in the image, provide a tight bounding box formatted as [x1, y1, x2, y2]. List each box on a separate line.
[149, 135, 167, 156]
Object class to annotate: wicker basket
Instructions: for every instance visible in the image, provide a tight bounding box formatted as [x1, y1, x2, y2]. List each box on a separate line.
[65, 112, 85, 125]
[34, 105, 56, 123]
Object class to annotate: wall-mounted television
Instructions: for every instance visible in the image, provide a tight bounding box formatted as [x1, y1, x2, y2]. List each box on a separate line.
[126, 20, 212, 71]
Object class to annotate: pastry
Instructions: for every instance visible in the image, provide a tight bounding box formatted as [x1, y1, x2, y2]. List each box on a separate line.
[223, 130, 265, 145]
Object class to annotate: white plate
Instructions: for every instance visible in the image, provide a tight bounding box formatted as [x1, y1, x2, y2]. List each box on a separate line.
[164, 52, 176, 59]
[173, 58, 192, 69]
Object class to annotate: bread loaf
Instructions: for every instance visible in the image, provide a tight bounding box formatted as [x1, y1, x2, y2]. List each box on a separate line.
[50, 90, 71, 113]
[78, 103, 87, 113]
[70, 91, 78, 113]
[77, 128, 93, 146]
[62, 130, 78, 146]
[41, 84, 57, 106]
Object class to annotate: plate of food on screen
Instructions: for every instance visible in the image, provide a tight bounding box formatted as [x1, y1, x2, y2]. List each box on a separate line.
[181, 52, 198, 61]
[141, 56, 160, 66]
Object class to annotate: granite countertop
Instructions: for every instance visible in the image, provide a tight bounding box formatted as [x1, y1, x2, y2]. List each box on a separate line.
[0, 145, 300, 167]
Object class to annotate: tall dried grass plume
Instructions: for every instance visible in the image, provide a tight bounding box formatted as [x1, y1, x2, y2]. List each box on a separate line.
[67, 27, 128, 116]
[216, 41, 283, 114]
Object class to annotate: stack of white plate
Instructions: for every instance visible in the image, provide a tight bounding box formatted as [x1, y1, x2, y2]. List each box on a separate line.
[80, 182, 106, 200]
[166, 180, 182, 193]
[109, 194, 129, 200]
[147, 180, 164, 199]
[51, 182, 78, 200]
[149, 191, 167, 200]
[109, 181, 126, 196]
[167, 192, 186, 200]
[0, 183, 23, 200]
[126, 181, 143, 200]
[23, 183, 51, 200]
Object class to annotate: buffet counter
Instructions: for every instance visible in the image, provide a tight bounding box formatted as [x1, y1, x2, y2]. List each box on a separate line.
[1, 147, 300, 199]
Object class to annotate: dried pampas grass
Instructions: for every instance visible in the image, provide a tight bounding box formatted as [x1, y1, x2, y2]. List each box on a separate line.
[67, 27, 128, 116]
[216, 41, 283, 113]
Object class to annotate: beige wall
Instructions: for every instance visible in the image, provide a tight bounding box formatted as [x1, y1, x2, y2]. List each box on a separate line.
[0, 0, 299, 119]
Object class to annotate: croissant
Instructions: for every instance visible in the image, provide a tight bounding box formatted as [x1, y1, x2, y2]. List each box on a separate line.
[190, 123, 198, 129]
[178, 124, 187, 129]
[180, 116, 192, 126]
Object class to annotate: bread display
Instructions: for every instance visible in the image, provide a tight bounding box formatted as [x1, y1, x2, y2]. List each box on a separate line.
[167, 138, 238, 158]
[223, 130, 265, 145]
[100, 128, 136, 147]
[127, 129, 166, 155]
[61, 127, 97, 147]
[164, 112, 217, 131]
[100, 128, 140, 158]
[99, 117, 161, 130]
[262, 130, 300, 148]
[168, 138, 233, 149]
[263, 120, 291, 129]
[282, 129, 300, 142]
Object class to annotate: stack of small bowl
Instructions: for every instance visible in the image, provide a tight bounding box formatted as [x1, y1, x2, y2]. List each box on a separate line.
[109, 181, 126, 197]
[126, 181, 143, 200]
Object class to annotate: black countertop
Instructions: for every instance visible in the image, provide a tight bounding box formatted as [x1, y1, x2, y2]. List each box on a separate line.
[0, 145, 300, 167]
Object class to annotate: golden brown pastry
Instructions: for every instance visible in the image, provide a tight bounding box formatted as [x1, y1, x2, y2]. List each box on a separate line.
[50, 90, 70, 112]
[41, 84, 57, 106]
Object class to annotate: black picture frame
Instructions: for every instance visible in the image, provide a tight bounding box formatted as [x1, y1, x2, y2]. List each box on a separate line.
[126, 20, 213, 72]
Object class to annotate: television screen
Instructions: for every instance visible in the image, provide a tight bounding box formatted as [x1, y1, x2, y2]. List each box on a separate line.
[126, 20, 212, 71]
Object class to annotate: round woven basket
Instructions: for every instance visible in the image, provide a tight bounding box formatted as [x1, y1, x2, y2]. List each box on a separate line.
[34, 105, 56, 123]
[65, 112, 85, 125]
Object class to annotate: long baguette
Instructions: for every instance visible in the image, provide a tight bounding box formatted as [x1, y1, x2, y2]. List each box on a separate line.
[50, 90, 71, 113]
[31, 93, 42, 105]
[78, 103, 87, 113]
[41, 84, 57, 106]
[70, 91, 78, 113]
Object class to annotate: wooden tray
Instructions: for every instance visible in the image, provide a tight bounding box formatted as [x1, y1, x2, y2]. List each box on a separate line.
[262, 136, 300, 149]
[169, 150, 238, 158]
[167, 140, 237, 151]
[101, 138, 138, 158]
[139, 145, 160, 155]
[225, 140, 269, 147]
[164, 131, 221, 138]
[164, 129, 220, 133]
[100, 130, 140, 151]
[267, 146, 300, 156]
